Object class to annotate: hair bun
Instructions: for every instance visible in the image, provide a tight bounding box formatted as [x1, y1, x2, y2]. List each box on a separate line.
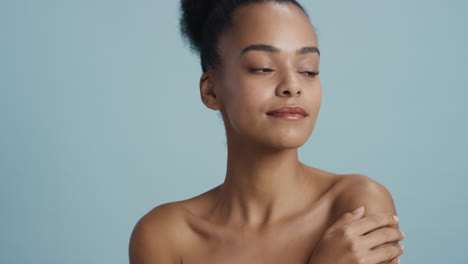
[179, 0, 219, 55]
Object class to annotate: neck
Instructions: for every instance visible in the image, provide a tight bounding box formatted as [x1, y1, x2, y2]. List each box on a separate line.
[215, 136, 312, 228]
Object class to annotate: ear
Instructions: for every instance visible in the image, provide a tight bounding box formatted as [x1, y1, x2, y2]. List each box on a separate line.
[199, 71, 221, 111]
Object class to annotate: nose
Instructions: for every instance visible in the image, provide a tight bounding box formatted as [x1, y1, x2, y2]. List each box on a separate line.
[275, 71, 302, 97]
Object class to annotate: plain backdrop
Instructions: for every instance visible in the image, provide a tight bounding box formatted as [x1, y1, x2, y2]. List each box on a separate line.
[1, 0, 467, 263]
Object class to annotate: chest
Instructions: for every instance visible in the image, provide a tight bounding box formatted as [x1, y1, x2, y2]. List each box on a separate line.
[181, 209, 332, 264]
[178, 172, 344, 264]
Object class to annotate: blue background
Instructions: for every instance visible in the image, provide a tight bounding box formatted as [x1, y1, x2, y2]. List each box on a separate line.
[1, 0, 467, 263]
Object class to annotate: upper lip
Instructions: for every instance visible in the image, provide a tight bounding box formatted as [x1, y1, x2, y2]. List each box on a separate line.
[266, 105, 308, 116]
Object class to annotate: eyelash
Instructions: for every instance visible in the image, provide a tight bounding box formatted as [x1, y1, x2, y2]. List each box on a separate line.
[250, 68, 319, 77]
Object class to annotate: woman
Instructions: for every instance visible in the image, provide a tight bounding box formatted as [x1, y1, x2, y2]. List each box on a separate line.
[129, 1, 405, 263]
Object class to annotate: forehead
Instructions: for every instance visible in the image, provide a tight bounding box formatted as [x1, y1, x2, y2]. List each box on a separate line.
[219, 2, 318, 56]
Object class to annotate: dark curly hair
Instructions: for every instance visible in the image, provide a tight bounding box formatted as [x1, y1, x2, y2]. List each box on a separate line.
[179, 0, 310, 73]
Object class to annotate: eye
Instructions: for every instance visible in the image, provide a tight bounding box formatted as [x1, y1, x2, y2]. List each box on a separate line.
[301, 71, 320, 77]
[249, 68, 274, 73]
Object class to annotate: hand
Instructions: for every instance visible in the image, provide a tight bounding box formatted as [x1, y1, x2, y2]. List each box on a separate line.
[308, 206, 404, 264]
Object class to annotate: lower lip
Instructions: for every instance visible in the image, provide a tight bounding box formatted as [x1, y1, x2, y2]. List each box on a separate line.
[267, 113, 307, 120]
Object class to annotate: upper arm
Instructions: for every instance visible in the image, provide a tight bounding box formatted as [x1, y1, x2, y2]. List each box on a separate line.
[334, 174, 400, 230]
[129, 204, 181, 264]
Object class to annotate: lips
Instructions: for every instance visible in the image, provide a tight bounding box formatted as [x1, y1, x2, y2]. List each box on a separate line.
[266, 106, 308, 117]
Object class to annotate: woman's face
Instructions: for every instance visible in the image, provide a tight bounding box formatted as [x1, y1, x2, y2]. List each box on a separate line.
[204, 2, 321, 150]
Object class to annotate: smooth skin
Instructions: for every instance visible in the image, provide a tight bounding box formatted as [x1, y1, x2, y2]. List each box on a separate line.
[129, 2, 404, 264]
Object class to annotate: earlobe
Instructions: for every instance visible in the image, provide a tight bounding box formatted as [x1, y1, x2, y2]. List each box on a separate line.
[199, 72, 221, 111]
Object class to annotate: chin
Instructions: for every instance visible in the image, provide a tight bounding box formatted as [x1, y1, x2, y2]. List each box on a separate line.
[226, 114, 316, 150]
[256, 133, 312, 150]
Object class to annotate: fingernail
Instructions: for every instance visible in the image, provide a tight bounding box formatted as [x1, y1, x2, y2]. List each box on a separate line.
[401, 231, 405, 238]
[397, 257, 400, 264]
[352, 206, 364, 214]
[393, 215, 399, 223]
[400, 244, 405, 250]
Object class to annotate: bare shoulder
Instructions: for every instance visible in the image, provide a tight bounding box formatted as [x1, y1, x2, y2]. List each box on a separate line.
[129, 202, 188, 264]
[332, 174, 399, 220]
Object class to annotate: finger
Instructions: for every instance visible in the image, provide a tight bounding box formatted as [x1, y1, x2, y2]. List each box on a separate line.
[347, 214, 399, 236]
[327, 206, 365, 234]
[368, 242, 404, 264]
[362, 227, 404, 250]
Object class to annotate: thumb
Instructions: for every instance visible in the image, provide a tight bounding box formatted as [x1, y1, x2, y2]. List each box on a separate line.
[327, 206, 365, 234]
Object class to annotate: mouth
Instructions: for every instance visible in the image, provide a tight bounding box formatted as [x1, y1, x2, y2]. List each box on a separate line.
[266, 106, 308, 120]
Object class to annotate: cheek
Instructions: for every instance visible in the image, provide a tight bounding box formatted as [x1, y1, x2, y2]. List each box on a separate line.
[312, 83, 322, 111]
[223, 83, 269, 132]
[229, 88, 265, 119]
[224, 76, 262, 110]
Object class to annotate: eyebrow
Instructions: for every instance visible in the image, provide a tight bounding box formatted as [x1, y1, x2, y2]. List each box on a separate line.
[240, 44, 320, 57]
